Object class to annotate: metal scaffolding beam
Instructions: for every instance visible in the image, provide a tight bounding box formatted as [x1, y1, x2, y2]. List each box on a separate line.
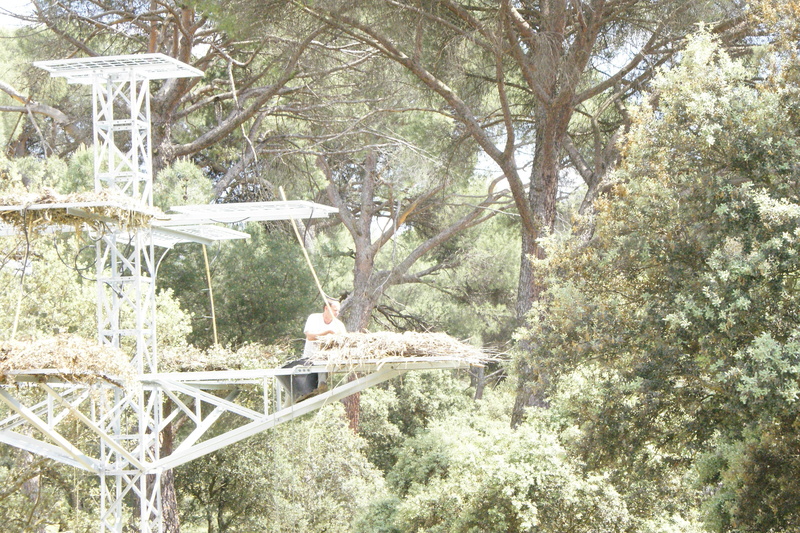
[0, 358, 477, 530]
[0, 53, 480, 533]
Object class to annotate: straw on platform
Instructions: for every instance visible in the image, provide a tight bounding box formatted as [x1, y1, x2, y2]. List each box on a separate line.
[0, 334, 134, 386]
[310, 331, 487, 364]
[160, 343, 284, 373]
[0, 188, 157, 232]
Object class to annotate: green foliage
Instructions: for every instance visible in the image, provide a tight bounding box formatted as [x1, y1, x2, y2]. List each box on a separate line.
[359, 370, 473, 473]
[156, 288, 195, 349]
[0, 239, 97, 339]
[0, 28, 35, 150]
[517, 31, 800, 531]
[3, 155, 69, 193]
[154, 160, 213, 211]
[0, 145, 90, 195]
[0, 451, 99, 533]
[158, 223, 319, 349]
[389, 215, 520, 345]
[545, 366, 707, 530]
[59, 147, 93, 193]
[310, 227, 353, 306]
[361, 390, 631, 533]
[697, 423, 800, 532]
[177, 403, 385, 532]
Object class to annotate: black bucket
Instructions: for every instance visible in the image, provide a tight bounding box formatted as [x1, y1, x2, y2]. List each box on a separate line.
[276, 358, 319, 403]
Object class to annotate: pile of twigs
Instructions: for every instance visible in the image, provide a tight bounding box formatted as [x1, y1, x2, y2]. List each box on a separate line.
[0, 335, 134, 386]
[311, 331, 487, 364]
[160, 343, 284, 373]
[0, 188, 158, 233]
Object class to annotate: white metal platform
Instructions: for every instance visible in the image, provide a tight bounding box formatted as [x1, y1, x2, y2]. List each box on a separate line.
[0, 356, 477, 473]
[34, 53, 204, 84]
[0, 52, 480, 533]
[0, 198, 338, 247]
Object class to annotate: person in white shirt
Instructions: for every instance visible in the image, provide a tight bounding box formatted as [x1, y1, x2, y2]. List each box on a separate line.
[274, 299, 346, 404]
[303, 299, 347, 358]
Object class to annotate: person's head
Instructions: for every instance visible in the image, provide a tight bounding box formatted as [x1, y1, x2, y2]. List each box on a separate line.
[323, 299, 340, 318]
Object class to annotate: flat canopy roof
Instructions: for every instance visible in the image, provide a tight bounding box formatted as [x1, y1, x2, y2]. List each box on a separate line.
[0, 199, 338, 248]
[34, 53, 203, 84]
[157, 200, 339, 226]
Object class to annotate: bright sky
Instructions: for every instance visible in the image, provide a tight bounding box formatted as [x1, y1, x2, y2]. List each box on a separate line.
[0, 0, 33, 29]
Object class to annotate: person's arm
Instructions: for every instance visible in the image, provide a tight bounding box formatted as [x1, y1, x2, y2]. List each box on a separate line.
[306, 328, 337, 341]
[304, 314, 340, 340]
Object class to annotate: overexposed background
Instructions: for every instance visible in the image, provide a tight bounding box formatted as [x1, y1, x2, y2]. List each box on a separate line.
[0, 0, 33, 29]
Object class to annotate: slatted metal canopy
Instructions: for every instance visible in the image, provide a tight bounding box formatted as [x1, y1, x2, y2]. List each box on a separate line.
[161, 200, 338, 225]
[34, 53, 203, 84]
[0, 199, 339, 247]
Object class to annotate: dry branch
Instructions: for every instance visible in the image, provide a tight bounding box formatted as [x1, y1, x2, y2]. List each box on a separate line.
[160, 343, 285, 373]
[0, 189, 159, 234]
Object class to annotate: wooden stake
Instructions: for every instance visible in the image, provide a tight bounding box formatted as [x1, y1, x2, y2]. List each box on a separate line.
[202, 244, 218, 345]
[279, 187, 331, 309]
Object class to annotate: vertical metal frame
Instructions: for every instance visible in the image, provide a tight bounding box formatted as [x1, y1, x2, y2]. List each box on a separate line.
[91, 69, 161, 532]
[93, 72, 152, 205]
[0, 54, 475, 533]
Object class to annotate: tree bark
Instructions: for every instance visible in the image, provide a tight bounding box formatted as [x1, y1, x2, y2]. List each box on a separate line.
[19, 450, 45, 533]
[158, 400, 182, 533]
[161, 421, 181, 533]
[321, 151, 504, 430]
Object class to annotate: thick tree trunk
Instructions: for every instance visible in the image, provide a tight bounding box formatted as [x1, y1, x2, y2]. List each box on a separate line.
[515, 227, 540, 320]
[161, 407, 181, 532]
[339, 241, 378, 433]
[342, 387, 361, 432]
[511, 104, 568, 427]
[343, 264, 378, 333]
[472, 366, 486, 400]
[19, 450, 45, 533]
[162, 467, 181, 533]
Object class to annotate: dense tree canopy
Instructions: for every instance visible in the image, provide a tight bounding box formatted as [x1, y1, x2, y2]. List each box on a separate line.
[520, 32, 800, 531]
[283, 0, 757, 420]
[3, 0, 800, 531]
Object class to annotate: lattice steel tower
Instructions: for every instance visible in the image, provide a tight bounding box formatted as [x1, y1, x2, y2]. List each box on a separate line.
[34, 53, 203, 532]
[0, 54, 477, 533]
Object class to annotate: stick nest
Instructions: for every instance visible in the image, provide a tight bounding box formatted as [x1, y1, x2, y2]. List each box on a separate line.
[160, 343, 286, 373]
[0, 188, 158, 233]
[310, 331, 487, 364]
[0, 335, 134, 387]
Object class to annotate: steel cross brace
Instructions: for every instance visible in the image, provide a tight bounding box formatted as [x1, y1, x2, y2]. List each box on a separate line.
[149, 364, 406, 471]
[0, 388, 100, 472]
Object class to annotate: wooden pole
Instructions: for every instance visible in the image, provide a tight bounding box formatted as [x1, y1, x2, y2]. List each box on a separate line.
[279, 187, 331, 308]
[202, 244, 218, 345]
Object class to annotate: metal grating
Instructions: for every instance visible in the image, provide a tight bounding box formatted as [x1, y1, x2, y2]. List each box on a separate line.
[151, 225, 250, 248]
[158, 200, 338, 226]
[34, 53, 203, 84]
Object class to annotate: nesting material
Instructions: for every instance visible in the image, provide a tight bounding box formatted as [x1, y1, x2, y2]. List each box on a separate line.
[0, 188, 158, 233]
[160, 343, 284, 373]
[0, 335, 134, 386]
[311, 331, 486, 365]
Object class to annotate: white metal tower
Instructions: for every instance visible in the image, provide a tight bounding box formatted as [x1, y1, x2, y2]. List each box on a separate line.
[35, 53, 207, 532]
[0, 54, 479, 533]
